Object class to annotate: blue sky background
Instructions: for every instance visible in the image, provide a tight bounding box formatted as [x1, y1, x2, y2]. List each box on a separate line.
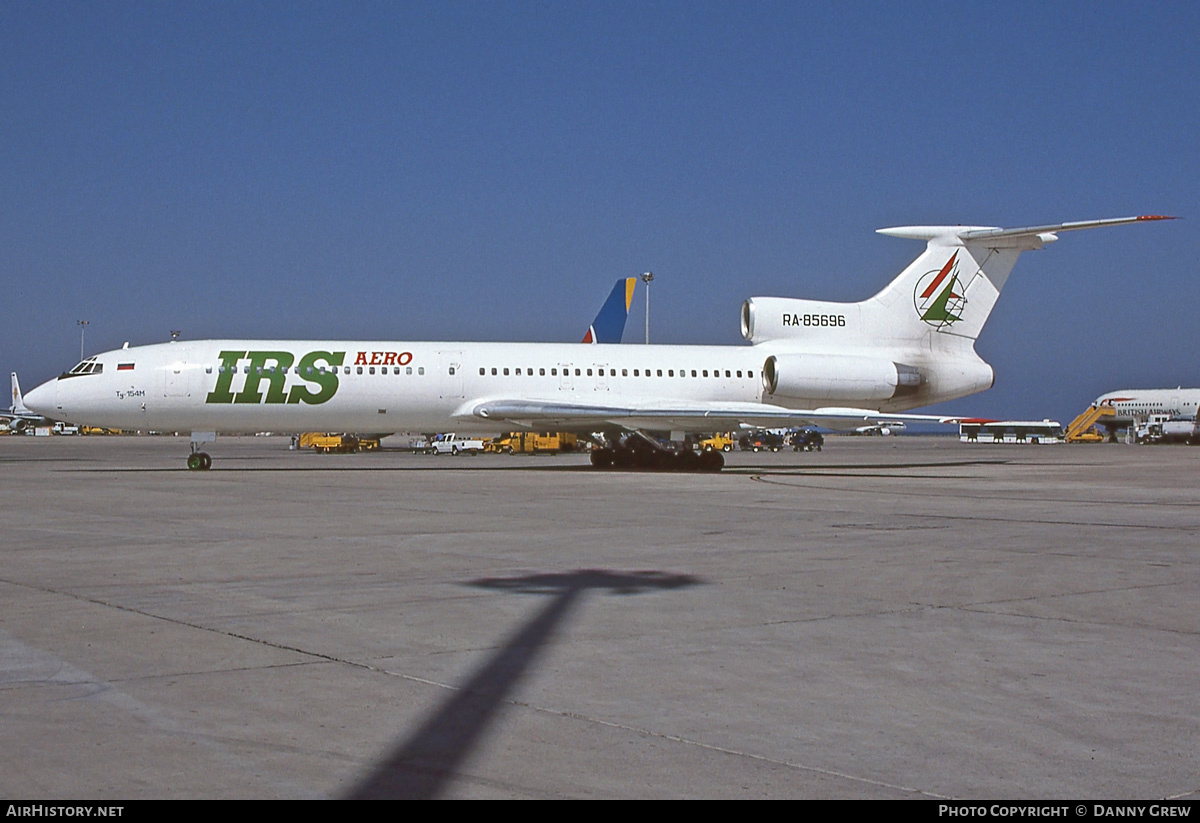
[2, 1, 1196, 422]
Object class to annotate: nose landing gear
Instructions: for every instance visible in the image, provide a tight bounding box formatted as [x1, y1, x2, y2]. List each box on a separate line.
[187, 431, 216, 471]
[186, 451, 212, 471]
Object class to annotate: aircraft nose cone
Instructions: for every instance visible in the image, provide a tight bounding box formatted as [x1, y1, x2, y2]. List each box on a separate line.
[22, 381, 55, 415]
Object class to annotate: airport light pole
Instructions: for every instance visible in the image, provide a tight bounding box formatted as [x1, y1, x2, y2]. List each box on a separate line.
[640, 272, 654, 344]
[77, 320, 89, 361]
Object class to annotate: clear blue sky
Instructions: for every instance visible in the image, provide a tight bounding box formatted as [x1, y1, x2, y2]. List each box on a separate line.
[2, 1, 1196, 422]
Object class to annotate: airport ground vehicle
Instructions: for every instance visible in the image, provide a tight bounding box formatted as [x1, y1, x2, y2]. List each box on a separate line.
[699, 433, 734, 452]
[299, 432, 381, 453]
[486, 432, 578, 454]
[739, 431, 785, 452]
[959, 420, 1063, 444]
[791, 429, 823, 451]
[301, 432, 357, 453]
[1065, 404, 1116, 443]
[1135, 415, 1198, 445]
[428, 433, 485, 455]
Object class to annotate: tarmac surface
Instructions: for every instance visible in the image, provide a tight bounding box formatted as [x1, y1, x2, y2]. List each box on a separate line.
[1, 434, 1197, 799]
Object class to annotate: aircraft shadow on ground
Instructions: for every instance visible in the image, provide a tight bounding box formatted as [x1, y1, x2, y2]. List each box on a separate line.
[76, 457, 1006, 474]
[343, 569, 703, 800]
[85, 462, 603, 473]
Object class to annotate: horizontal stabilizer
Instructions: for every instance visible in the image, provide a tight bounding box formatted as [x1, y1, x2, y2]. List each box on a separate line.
[957, 215, 1176, 241]
[878, 215, 1176, 247]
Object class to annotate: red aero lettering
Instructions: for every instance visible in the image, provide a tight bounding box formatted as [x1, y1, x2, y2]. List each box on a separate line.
[355, 350, 413, 367]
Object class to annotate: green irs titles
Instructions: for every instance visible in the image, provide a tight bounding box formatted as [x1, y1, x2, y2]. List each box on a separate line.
[205, 350, 345, 405]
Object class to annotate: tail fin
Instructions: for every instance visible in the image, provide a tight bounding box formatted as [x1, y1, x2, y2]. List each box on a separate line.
[11, 372, 30, 415]
[863, 225, 1027, 348]
[582, 277, 637, 344]
[871, 216, 1175, 347]
[742, 216, 1174, 349]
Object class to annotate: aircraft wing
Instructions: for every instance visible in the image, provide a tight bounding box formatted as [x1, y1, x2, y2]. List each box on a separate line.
[459, 398, 961, 432]
[0, 411, 48, 432]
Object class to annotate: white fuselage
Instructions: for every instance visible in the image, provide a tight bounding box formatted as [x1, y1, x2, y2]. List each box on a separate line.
[24, 337, 988, 435]
[1094, 389, 1200, 422]
[21, 216, 1169, 440]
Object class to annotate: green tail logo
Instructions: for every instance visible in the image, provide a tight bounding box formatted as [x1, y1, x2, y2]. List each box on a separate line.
[913, 252, 967, 329]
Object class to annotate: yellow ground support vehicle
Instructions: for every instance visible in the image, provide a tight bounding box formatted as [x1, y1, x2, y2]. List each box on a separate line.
[1065, 404, 1116, 443]
[486, 432, 578, 454]
[484, 435, 515, 453]
[698, 433, 735, 452]
[300, 432, 377, 453]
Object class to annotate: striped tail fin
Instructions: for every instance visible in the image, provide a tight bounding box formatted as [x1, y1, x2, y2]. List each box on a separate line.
[582, 277, 636, 343]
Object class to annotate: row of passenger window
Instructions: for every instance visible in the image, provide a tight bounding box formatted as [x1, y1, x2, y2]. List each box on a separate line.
[204, 362, 755, 380]
[478, 366, 755, 379]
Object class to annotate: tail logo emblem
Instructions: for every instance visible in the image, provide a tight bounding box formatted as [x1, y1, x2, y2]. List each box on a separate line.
[914, 252, 967, 328]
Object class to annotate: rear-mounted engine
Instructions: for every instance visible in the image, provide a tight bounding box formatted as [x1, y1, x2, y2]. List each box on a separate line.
[762, 353, 923, 403]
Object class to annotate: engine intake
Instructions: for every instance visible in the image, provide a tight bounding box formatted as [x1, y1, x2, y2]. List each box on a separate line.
[742, 297, 858, 343]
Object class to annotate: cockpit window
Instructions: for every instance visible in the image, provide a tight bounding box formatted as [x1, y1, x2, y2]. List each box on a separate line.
[60, 357, 103, 379]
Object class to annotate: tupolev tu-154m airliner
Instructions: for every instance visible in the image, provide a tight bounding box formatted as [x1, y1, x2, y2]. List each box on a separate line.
[23, 216, 1173, 472]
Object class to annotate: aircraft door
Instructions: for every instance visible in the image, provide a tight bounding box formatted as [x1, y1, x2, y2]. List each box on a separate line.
[558, 363, 573, 392]
[164, 359, 194, 398]
[437, 350, 464, 399]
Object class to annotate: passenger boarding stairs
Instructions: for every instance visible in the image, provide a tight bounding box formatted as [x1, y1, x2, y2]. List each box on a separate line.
[1065, 404, 1116, 443]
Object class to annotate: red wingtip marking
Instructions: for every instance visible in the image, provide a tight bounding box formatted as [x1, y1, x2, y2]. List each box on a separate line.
[1137, 215, 1177, 221]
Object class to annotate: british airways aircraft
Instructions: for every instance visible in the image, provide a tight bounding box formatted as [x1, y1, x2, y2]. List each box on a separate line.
[22, 216, 1172, 471]
[1093, 388, 1200, 423]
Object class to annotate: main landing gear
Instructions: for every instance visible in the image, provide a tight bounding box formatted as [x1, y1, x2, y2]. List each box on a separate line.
[589, 434, 724, 473]
[187, 431, 216, 471]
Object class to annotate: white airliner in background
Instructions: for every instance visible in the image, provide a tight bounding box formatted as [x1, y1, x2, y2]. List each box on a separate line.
[1094, 388, 1200, 422]
[23, 216, 1172, 471]
[2, 373, 52, 433]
